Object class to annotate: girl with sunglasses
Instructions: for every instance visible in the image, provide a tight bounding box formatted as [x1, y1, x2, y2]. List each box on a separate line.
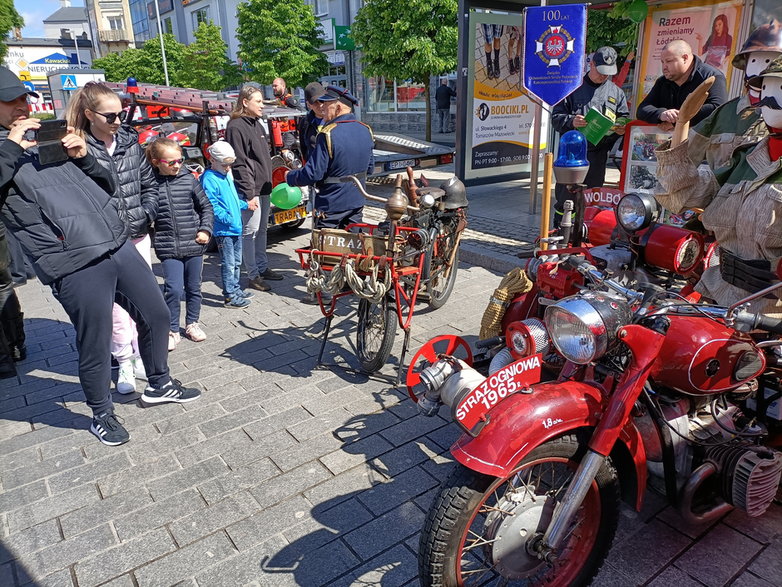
[65, 82, 158, 394]
[146, 138, 214, 350]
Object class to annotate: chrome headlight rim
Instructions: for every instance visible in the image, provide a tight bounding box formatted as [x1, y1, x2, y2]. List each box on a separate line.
[544, 293, 631, 365]
[616, 192, 658, 233]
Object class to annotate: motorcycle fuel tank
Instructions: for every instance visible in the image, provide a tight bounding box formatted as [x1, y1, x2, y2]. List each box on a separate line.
[650, 316, 765, 395]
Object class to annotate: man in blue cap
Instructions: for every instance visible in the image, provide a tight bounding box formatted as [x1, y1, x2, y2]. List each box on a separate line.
[284, 86, 374, 230]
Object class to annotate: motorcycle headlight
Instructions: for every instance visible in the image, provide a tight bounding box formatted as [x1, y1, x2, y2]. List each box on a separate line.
[544, 292, 632, 364]
[616, 192, 659, 233]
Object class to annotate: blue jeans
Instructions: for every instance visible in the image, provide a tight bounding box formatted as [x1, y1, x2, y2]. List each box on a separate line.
[216, 235, 242, 299]
[161, 256, 203, 331]
[241, 195, 270, 279]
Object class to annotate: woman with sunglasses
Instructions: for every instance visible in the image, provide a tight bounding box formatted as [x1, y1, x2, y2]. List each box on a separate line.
[66, 82, 158, 394]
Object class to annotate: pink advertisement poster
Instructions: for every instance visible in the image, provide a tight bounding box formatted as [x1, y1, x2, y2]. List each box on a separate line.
[637, 0, 743, 107]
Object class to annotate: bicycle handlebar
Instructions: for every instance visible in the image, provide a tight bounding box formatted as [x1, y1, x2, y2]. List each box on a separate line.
[339, 175, 420, 213]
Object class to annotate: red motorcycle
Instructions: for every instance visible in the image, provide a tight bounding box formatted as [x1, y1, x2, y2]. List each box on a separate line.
[414, 255, 782, 586]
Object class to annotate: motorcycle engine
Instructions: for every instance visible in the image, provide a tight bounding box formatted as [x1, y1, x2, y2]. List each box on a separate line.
[590, 245, 651, 287]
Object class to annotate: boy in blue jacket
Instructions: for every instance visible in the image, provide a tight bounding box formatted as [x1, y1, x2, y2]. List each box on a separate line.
[202, 141, 257, 307]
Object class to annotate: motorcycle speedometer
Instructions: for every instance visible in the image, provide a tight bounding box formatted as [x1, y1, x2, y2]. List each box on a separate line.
[616, 192, 658, 232]
[544, 292, 632, 364]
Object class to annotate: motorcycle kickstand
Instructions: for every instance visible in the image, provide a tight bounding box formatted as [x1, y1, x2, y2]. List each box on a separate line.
[396, 327, 412, 387]
[317, 315, 333, 366]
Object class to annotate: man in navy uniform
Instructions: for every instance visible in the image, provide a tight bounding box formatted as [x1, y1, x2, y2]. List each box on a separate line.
[284, 85, 374, 230]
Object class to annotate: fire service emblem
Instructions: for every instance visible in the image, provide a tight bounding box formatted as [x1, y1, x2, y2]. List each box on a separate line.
[535, 25, 575, 67]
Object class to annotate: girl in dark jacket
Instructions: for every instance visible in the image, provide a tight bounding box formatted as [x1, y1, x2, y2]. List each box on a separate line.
[66, 82, 157, 394]
[147, 138, 214, 351]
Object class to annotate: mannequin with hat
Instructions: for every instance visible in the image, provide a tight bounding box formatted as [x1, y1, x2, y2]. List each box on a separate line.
[688, 20, 782, 171]
[655, 55, 782, 318]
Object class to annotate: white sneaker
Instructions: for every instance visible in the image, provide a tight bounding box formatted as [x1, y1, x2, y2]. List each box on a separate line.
[131, 356, 147, 381]
[185, 322, 206, 342]
[116, 360, 136, 395]
[168, 331, 181, 352]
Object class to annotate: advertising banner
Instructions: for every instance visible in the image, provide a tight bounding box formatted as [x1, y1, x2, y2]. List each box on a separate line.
[522, 4, 588, 106]
[637, 0, 743, 108]
[465, 11, 547, 180]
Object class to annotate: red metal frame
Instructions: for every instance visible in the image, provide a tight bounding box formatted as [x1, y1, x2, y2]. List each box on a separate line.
[295, 222, 425, 329]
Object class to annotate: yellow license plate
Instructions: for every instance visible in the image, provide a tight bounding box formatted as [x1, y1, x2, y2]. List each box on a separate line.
[273, 205, 306, 225]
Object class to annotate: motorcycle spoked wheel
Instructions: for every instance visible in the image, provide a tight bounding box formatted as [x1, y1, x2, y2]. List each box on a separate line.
[425, 233, 459, 310]
[419, 435, 620, 587]
[356, 295, 397, 373]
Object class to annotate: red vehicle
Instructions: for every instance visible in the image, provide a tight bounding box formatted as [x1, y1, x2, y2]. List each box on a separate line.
[412, 255, 782, 586]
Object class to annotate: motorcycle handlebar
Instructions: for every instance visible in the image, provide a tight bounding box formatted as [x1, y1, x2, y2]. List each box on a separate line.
[734, 310, 782, 335]
[563, 255, 644, 302]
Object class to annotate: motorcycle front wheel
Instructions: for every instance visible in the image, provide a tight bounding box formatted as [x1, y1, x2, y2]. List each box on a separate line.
[419, 434, 620, 587]
[356, 296, 397, 373]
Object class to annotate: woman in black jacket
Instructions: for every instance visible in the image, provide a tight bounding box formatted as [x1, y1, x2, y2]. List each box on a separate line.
[225, 85, 282, 292]
[66, 82, 158, 395]
[146, 138, 214, 350]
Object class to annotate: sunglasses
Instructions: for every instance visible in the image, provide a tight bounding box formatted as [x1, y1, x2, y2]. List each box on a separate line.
[158, 158, 184, 166]
[91, 110, 128, 124]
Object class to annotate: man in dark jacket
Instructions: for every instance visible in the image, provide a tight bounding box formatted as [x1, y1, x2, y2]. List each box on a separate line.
[551, 47, 630, 226]
[637, 40, 728, 131]
[284, 86, 374, 230]
[0, 67, 200, 446]
[299, 82, 325, 161]
[435, 79, 456, 133]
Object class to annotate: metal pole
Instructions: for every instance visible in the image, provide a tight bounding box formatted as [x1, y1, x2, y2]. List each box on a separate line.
[73, 33, 82, 69]
[153, 0, 170, 86]
[527, 0, 547, 215]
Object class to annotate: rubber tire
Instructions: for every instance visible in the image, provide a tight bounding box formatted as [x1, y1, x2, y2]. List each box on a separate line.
[426, 247, 459, 310]
[356, 296, 397, 373]
[280, 218, 306, 230]
[418, 434, 620, 587]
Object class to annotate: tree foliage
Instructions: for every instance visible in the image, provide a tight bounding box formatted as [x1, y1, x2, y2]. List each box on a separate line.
[0, 0, 24, 62]
[177, 22, 242, 91]
[352, 0, 457, 140]
[236, 0, 328, 87]
[352, 0, 458, 83]
[93, 34, 187, 85]
[586, 4, 639, 56]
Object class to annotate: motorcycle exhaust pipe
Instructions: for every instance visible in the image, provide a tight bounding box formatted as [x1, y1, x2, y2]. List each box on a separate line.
[678, 461, 732, 525]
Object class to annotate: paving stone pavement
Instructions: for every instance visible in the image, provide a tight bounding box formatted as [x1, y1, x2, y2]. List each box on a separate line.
[1, 171, 781, 586]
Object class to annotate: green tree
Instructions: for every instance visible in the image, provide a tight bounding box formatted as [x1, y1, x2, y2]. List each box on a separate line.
[236, 0, 328, 87]
[586, 3, 639, 56]
[93, 34, 186, 85]
[178, 22, 242, 91]
[352, 0, 457, 141]
[0, 0, 24, 62]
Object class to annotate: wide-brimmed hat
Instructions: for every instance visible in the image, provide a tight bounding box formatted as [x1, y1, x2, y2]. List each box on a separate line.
[593, 47, 618, 76]
[0, 66, 39, 102]
[747, 55, 782, 88]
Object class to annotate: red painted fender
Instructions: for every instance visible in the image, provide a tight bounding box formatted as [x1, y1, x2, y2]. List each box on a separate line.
[451, 380, 648, 509]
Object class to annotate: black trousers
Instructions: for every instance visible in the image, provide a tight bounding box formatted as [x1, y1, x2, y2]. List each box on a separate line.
[0, 232, 23, 373]
[553, 144, 612, 226]
[314, 207, 364, 230]
[50, 241, 171, 415]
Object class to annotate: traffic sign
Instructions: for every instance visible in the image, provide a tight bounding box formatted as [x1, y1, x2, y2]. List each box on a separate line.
[61, 74, 78, 91]
[22, 81, 36, 93]
[522, 4, 587, 106]
[18, 70, 31, 82]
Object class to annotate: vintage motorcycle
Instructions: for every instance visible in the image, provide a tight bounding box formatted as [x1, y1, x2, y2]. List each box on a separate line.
[413, 255, 782, 586]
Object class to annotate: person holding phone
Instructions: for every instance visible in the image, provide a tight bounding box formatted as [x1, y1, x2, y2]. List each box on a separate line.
[0, 66, 201, 446]
[65, 82, 158, 395]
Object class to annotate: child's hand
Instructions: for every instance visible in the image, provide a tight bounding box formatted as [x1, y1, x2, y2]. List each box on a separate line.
[195, 230, 210, 244]
[247, 197, 259, 211]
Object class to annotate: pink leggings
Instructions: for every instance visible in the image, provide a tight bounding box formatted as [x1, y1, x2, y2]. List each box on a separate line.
[111, 234, 153, 362]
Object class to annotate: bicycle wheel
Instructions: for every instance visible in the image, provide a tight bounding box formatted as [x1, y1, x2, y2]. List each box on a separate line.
[426, 232, 459, 309]
[356, 296, 397, 373]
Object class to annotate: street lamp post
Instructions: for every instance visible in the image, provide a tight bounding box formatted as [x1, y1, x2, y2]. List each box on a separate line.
[153, 0, 170, 86]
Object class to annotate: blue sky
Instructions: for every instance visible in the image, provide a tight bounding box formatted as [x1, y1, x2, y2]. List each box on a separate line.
[14, 0, 85, 39]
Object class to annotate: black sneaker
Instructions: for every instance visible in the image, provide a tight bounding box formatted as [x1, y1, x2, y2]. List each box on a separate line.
[141, 378, 201, 405]
[90, 412, 130, 446]
[261, 269, 284, 281]
[248, 277, 271, 292]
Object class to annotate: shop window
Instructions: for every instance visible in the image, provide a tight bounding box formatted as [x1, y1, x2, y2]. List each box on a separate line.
[367, 78, 426, 112]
